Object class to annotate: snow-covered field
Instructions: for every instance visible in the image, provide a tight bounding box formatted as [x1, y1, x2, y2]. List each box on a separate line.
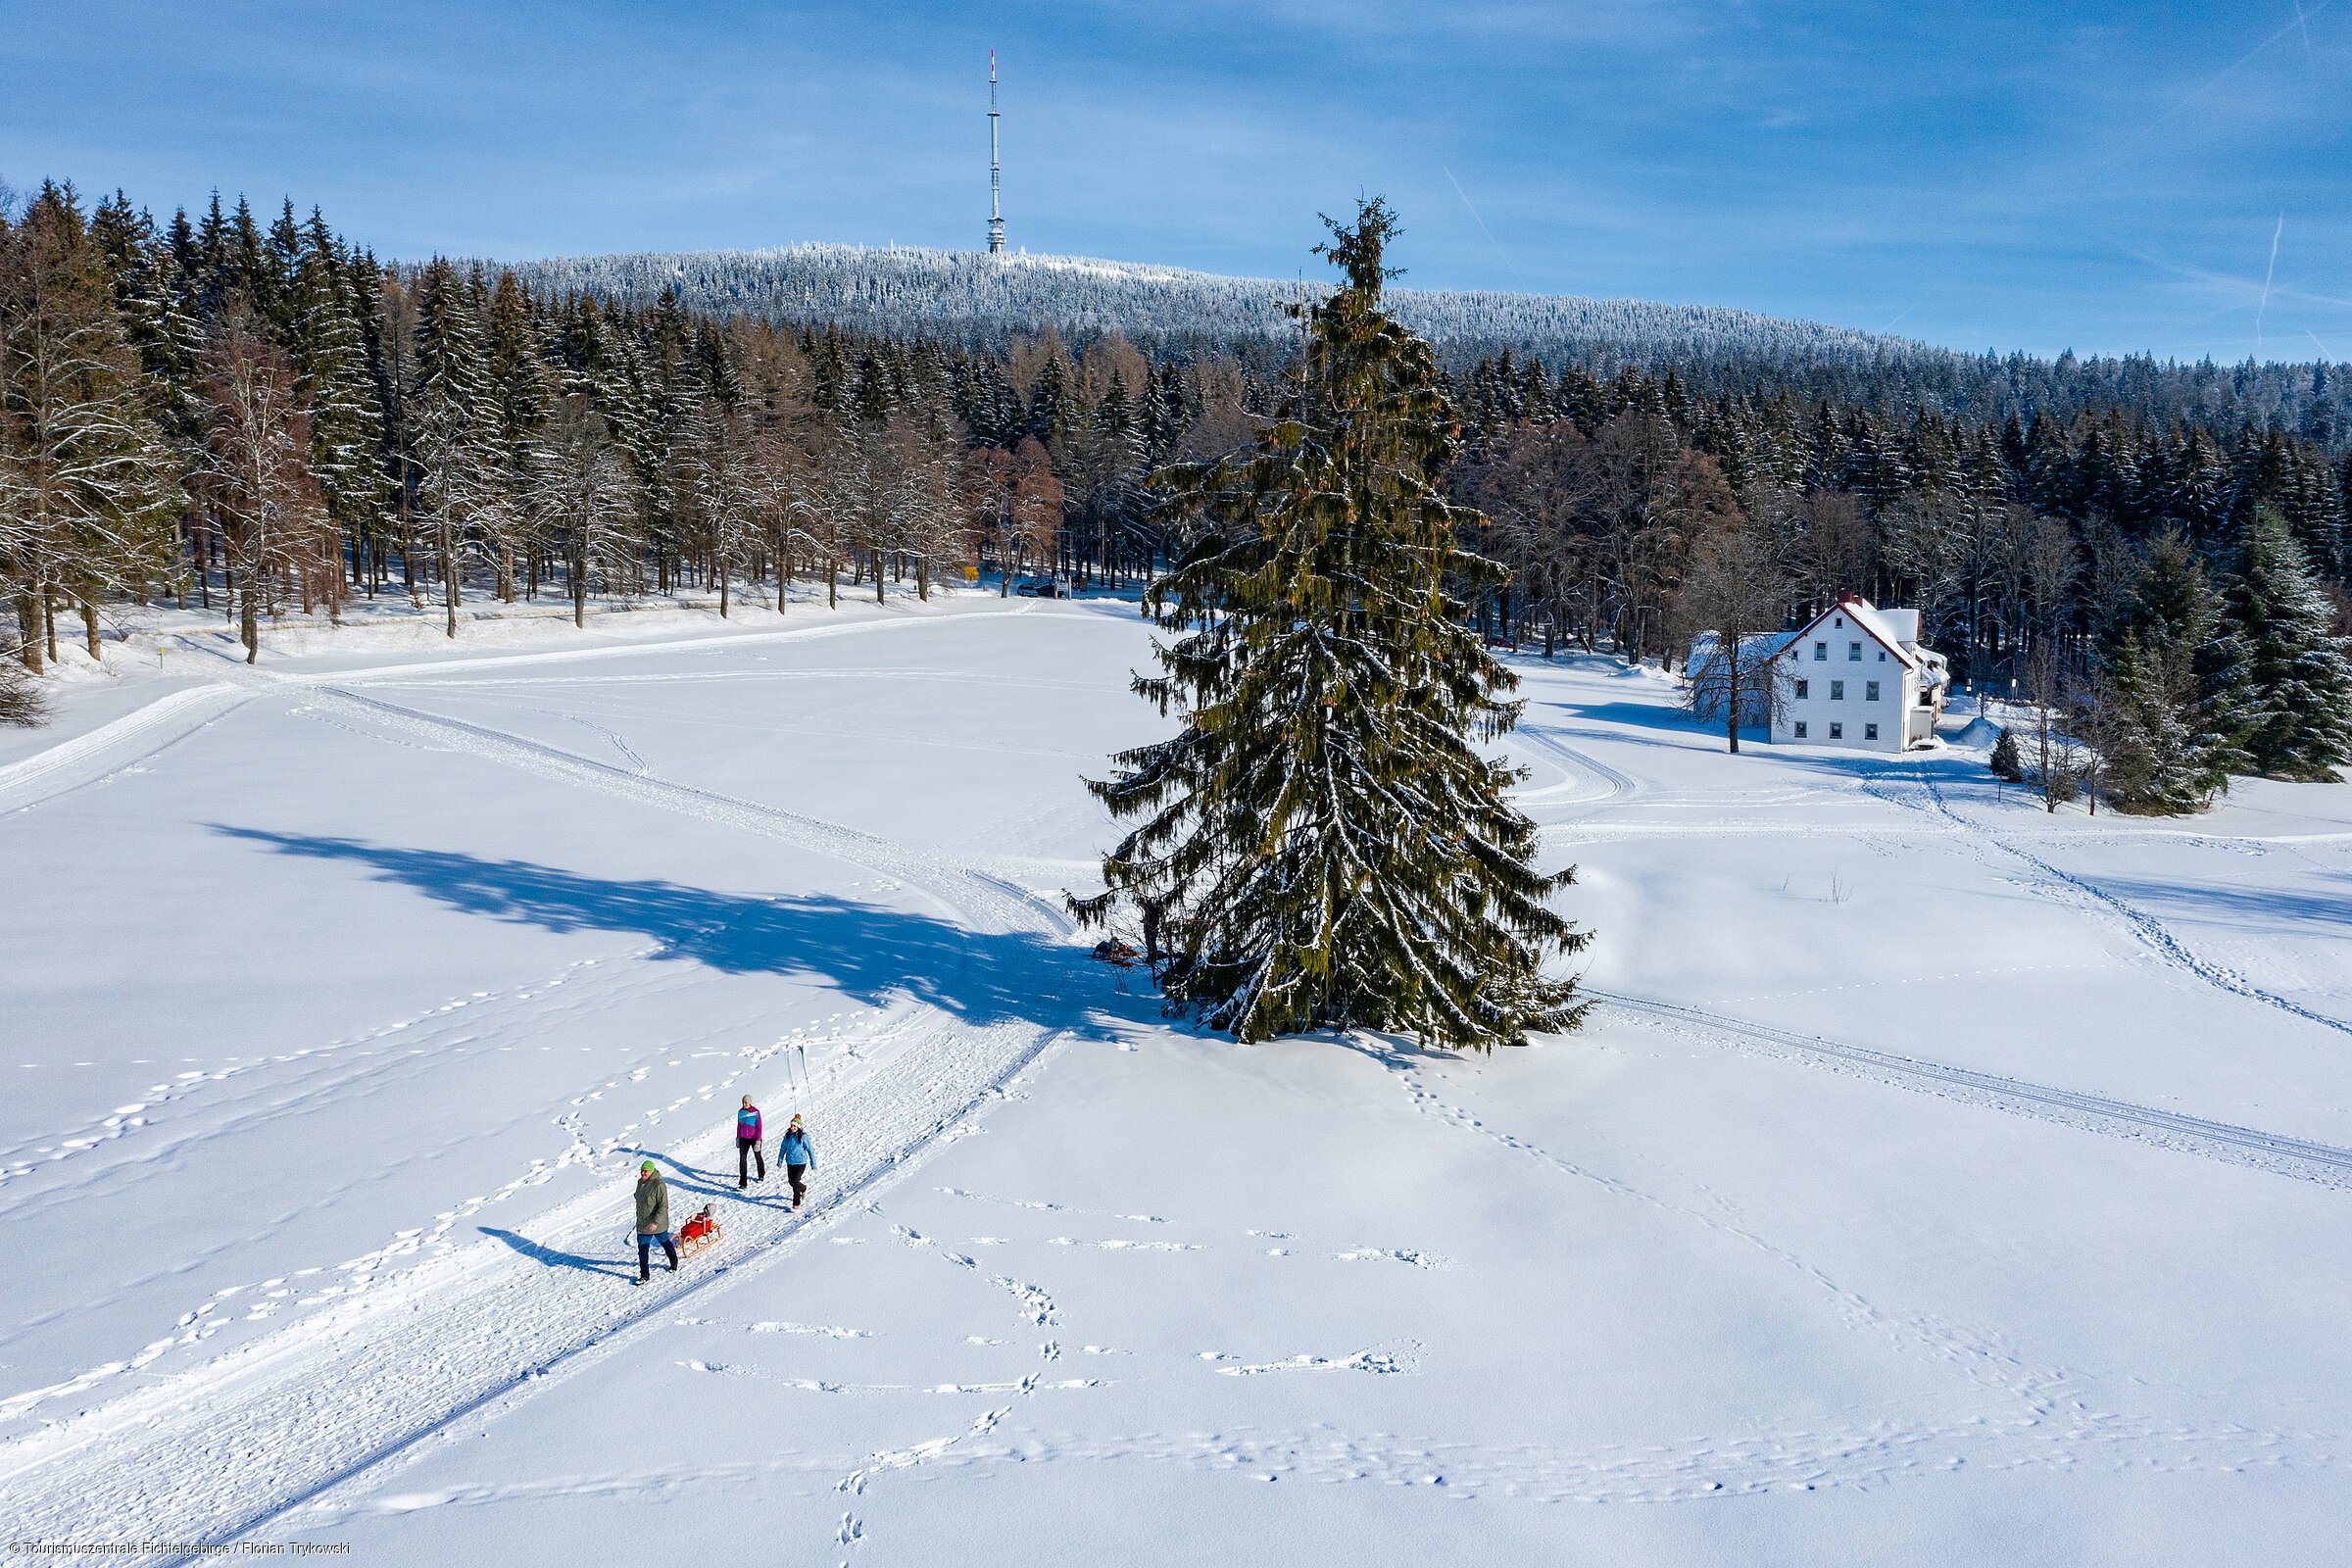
[4, 593, 2349, 1566]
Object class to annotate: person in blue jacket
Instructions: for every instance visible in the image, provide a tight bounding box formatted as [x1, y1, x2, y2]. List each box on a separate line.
[779, 1114, 816, 1210]
[736, 1096, 765, 1189]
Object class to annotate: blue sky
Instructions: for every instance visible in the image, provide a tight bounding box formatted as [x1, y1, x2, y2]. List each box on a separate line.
[7, 1, 2349, 361]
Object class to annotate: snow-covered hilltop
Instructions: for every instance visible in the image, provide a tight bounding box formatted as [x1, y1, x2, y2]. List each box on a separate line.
[493, 243, 1913, 368]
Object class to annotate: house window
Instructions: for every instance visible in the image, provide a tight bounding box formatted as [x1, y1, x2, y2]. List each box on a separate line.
[1866, 680, 1880, 702]
[1848, 642, 1862, 661]
[1813, 641, 1827, 661]
[1829, 722, 1843, 739]
[1830, 680, 1844, 700]
[1879, 649, 1888, 661]
[1794, 720, 1808, 738]
[1794, 679, 1809, 699]
[1834, 615, 1843, 627]
[1865, 722, 1880, 740]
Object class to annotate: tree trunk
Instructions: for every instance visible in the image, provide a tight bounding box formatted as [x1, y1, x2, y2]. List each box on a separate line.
[14, 594, 41, 674]
[1726, 661, 1740, 755]
[81, 600, 101, 661]
[441, 523, 460, 638]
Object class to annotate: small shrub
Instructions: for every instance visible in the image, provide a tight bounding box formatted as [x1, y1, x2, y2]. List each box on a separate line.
[0, 659, 49, 729]
[1988, 728, 2022, 782]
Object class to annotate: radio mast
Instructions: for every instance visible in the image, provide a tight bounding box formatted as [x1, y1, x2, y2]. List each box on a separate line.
[987, 51, 1006, 255]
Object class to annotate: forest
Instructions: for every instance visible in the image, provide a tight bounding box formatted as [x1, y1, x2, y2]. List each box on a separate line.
[2, 180, 2348, 809]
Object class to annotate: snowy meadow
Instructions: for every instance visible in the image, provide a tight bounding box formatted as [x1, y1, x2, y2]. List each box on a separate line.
[2, 593, 2349, 1565]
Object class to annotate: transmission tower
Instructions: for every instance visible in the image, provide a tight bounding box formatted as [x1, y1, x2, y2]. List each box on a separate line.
[988, 51, 1006, 255]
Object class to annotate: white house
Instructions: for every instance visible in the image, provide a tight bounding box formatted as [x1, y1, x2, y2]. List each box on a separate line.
[1685, 628, 1800, 729]
[1770, 594, 1949, 752]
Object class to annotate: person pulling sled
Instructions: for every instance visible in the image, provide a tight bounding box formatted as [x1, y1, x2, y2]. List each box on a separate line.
[633, 1160, 678, 1285]
[780, 1115, 816, 1210]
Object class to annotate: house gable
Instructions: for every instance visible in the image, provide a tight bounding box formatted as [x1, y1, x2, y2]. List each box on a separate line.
[1788, 595, 1921, 673]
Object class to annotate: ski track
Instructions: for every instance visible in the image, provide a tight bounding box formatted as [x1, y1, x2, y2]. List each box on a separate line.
[0, 633, 1093, 1565]
[1509, 722, 1638, 808]
[0, 963, 849, 1428]
[0, 684, 251, 811]
[15, 626, 2347, 1552]
[1586, 989, 2352, 1190]
[1895, 769, 2352, 1042]
[257, 673, 1041, 937]
[0, 1007, 1071, 1565]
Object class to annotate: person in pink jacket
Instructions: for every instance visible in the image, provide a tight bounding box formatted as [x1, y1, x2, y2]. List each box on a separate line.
[736, 1097, 765, 1189]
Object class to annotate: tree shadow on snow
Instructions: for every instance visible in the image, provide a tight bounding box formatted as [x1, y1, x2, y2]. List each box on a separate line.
[208, 825, 1141, 1040]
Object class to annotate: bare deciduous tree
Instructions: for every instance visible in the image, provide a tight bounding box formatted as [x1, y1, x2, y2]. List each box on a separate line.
[532, 392, 639, 628]
[198, 327, 332, 662]
[1679, 517, 1793, 753]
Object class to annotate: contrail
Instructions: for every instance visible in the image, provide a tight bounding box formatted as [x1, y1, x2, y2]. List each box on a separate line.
[2256, 213, 2283, 354]
[2101, 0, 2336, 164]
[2293, 0, 2317, 69]
[1442, 165, 1523, 286]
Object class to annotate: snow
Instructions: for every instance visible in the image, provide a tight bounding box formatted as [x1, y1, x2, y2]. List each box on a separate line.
[3, 596, 2350, 1565]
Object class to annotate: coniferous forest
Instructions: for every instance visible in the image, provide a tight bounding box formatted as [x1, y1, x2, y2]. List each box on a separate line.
[2, 179, 2348, 808]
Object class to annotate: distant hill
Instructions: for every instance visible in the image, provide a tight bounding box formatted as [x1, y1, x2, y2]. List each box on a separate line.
[498, 244, 1909, 366]
[494, 244, 2343, 440]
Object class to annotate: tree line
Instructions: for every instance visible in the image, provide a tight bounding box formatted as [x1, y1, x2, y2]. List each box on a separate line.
[510, 242, 2352, 449]
[4, 179, 2348, 809]
[1450, 351, 2352, 809]
[0, 180, 1263, 707]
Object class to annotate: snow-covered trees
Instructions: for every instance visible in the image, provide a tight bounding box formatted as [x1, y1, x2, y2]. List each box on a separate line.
[2227, 508, 2352, 780]
[0, 184, 178, 670]
[290, 212, 382, 576]
[1075, 202, 1588, 1050]
[2080, 532, 2248, 811]
[673, 395, 761, 616]
[409, 259, 503, 637]
[197, 327, 332, 661]
[533, 393, 640, 627]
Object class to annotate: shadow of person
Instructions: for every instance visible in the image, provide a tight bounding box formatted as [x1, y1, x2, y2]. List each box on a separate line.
[480, 1226, 636, 1280]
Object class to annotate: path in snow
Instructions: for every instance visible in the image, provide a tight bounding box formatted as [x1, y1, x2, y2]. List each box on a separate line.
[1901, 770, 2352, 1042]
[1584, 990, 2352, 1190]
[0, 614, 1116, 1562]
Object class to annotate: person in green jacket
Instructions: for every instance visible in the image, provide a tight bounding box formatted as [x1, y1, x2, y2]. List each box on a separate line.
[634, 1160, 678, 1285]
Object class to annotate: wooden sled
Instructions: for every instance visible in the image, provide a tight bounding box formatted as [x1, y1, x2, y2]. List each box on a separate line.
[677, 1207, 723, 1259]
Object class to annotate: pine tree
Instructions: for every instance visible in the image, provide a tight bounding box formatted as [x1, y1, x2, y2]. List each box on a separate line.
[1073, 201, 1588, 1049]
[1988, 727, 2023, 781]
[2110, 530, 2249, 800]
[291, 212, 382, 601]
[409, 258, 498, 635]
[480, 270, 550, 601]
[2226, 507, 2352, 780]
[2093, 632, 2203, 812]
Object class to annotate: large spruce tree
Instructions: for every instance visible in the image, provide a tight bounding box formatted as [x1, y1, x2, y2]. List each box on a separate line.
[1074, 201, 1588, 1049]
[2095, 530, 2250, 810]
[2228, 507, 2352, 780]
